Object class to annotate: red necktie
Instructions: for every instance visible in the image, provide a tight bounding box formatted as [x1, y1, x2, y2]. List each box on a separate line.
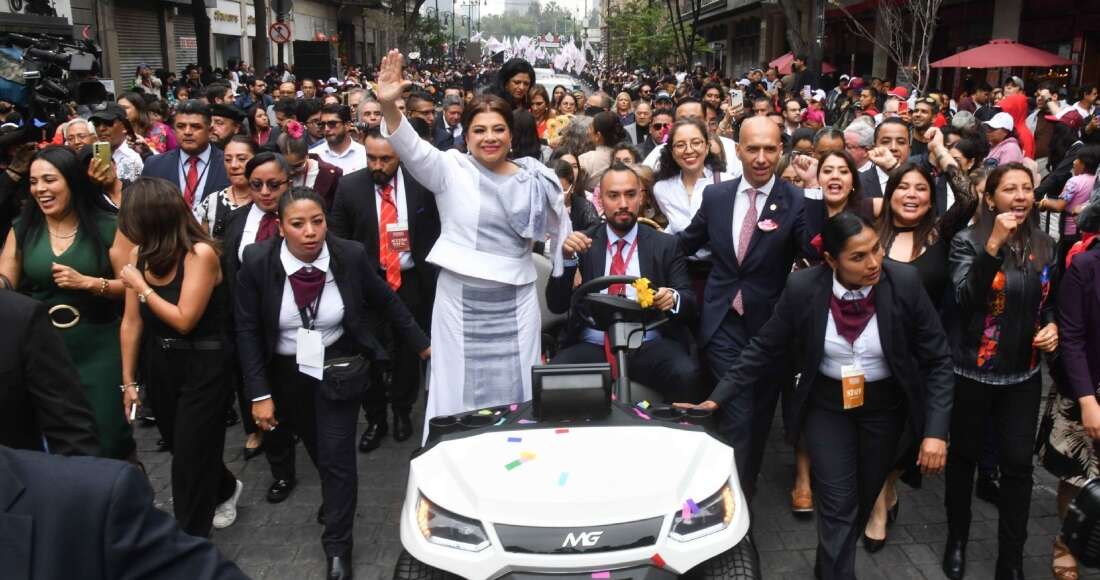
[378, 184, 402, 291]
[184, 156, 199, 207]
[732, 188, 758, 315]
[256, 212, 279, 242]
[604, 239, 628, 377]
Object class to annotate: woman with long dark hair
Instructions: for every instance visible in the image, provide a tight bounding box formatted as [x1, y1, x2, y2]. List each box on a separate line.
[118, 177, 242, 537]
[277, 120, 342, 208]
[652, 119, 731, 236]
[248, 104, 280, 150]
[492, 58, 536, 110]
[529, 85, 552, 140]
[0, 146, 135, 459]
[117, 91, 175, 154]
[681, 212, 953, 580]
[552, 158, 600, 233]
[942, 162, 1058, 580]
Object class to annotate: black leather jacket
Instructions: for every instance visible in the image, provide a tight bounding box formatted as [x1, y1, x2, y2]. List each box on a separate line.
[949, 227, 1057, 378]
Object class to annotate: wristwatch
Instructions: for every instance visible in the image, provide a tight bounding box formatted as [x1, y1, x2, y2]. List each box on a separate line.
[138, 288, 154, 303]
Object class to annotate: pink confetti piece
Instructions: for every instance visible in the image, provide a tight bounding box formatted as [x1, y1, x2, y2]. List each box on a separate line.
[555, 428, 570, 434]
[591, 573, 610, 579]
[633, 408, 651, 420]
[681, 503, 693, 521]
[509, 403, 518, 412]
[518, 419, 535, 424]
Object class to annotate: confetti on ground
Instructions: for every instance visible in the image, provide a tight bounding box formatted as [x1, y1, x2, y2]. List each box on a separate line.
[509, 403, 518, 411]
[494, 417, 506, 426]
[477, 409, 492, 415]
[651, 554, 666, 568]
[591, 572, 610, 579]
[634, 409, 651, 420]
[494, 410, 502, 416]
[555, 428, 570, 434]
[518, 419, 535, 424]
[558, 472, 569, 486]
[505, 460, 522, 471]
[520, 451, 537, 462]
[636, 400, 651, 410]
[507, 437, 522, 443]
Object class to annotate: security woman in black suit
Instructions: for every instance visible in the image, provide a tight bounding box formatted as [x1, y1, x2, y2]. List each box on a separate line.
[680, 212, 954, 580]
[235, 187, 430, 580]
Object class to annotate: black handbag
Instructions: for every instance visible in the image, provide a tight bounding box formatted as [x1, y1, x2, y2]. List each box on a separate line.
[320, 354, 370, 401]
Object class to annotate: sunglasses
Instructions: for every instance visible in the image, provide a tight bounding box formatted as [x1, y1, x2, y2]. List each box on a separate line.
[651, 122, 670, 129]
[318, 120, 346, 129]
[249, 179, 289, 192]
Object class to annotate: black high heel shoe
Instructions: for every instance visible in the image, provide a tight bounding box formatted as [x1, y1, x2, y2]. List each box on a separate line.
[862, 533, 886, 553]
[887, 497, 900, 524]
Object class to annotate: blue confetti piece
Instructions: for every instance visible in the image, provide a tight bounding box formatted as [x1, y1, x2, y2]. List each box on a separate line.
[507, 436, 522, 443]
[558, 472, 569, 486]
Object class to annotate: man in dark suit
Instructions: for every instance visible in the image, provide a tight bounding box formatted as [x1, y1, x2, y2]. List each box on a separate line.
[0, 292, 99, 456]
[547, 163, 700, 402]
[431, 94, 465, 151]
[329, 127, 440, 451]
[141, 100, 230, 217]
[0, 445, 247, 578]
[679, 116, 815, 494]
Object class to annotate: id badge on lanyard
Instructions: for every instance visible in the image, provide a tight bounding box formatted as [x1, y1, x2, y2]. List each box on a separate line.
[841, 363, 865, 410]
[296, 288, 325, 379]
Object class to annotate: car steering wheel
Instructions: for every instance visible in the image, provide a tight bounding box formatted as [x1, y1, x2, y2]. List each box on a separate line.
[569, 275, 668, 333]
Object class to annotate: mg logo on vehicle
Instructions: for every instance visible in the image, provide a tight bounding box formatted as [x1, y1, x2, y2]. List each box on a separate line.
[561, 530, 604, 548]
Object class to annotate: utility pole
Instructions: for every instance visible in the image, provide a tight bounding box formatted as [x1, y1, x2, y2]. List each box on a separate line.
[451, 0, 456, 60]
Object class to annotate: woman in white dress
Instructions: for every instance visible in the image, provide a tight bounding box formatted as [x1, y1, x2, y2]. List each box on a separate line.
[376, 50, 570, 429]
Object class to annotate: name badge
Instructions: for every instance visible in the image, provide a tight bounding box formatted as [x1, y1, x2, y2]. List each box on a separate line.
[387, 222, 410, 252]
[841, 364, 865, 410]
[296, 327, 325, 380]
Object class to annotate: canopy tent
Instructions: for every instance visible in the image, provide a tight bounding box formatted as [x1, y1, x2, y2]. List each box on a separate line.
[930, 38, 1074, 68]
[768, 52, 837, 75]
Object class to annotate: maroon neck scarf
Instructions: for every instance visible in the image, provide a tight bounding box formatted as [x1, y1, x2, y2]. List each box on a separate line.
[829, 287, 876, 345]
[288, 266, 326, 318]
[256, 212, 279, 242]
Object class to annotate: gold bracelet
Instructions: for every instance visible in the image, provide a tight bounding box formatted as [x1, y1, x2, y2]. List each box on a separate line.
[95, 277, 108, 296]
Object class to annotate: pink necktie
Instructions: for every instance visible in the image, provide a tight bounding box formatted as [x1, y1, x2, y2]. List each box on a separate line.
[732, 188, 758, 315]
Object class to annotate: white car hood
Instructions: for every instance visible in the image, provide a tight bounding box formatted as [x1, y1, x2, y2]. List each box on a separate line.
[411, 425, 735, 527]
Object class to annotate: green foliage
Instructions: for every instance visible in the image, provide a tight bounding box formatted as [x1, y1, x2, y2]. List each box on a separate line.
[605, 0, 706, 68]
[480, 1, 580, 38]
[412, 15, 451, 58]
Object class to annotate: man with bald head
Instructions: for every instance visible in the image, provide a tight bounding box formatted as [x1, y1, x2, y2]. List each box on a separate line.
[678, 116, 816, 496]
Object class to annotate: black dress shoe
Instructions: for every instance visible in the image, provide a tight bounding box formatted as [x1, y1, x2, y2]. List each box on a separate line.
[942, 535, 967, 580]
[225, 407, 240, 428]
[994, 561, 1024, 580]
[976, 472, 1000, 504]
[358, 421, 388, 453]
[393, 413, 413, 442]
[326, 553, 353, 580]
[266, 478, 296, 503]
[863, 533, 886, 553]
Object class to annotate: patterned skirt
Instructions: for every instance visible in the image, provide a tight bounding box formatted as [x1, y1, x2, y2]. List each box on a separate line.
[1038, 383, 1100, 488]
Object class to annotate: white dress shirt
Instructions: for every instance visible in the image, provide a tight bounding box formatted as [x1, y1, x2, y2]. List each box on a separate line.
[732, 175, 773, 257]
[876, 166, 890, 194]
[643, 136, 743, 179]
[819, 274, 890, 382]
[374, 168, 415, 271]
[238, 203, 270, 261]
[653, 167, 735, 236]
[113, 142, 144, 183]
[313, 138, 367, 174]
[858, 160, 873, 173]
[177, 145, 213, 215]
[275, 241, 346, 356]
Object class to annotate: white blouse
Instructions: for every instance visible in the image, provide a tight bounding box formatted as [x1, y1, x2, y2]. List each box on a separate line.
[275, 241, 346, 356]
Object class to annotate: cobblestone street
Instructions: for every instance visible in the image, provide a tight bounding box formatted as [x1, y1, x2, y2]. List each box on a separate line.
[135, 394, 1100, 580]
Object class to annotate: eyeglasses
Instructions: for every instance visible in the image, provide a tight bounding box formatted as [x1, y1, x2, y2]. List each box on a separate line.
[249, 179, 289, 192]
[318, 120, 345, 129]
[672, 139, 707, 153]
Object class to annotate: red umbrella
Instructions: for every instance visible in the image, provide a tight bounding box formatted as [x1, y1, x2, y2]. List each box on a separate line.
[769, 52, 837, 75]
[930, 38, 1074, 68]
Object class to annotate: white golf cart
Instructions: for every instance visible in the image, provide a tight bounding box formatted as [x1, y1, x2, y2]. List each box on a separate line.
[394, 275, 758, 579]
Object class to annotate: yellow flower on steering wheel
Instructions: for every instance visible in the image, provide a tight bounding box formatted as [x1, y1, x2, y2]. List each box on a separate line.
[632, 278, 655, 309]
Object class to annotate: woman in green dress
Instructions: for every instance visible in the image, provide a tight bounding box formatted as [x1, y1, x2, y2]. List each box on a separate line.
[0, 146, 136, 459]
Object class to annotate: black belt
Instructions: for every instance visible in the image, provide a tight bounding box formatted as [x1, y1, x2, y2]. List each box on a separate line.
[156, 337, 224, 351]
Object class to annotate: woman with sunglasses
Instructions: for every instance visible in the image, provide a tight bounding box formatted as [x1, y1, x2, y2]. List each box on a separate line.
[277, 120, 342, 208]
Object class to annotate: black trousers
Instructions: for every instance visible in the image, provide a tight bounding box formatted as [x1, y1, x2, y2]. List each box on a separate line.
[705, 313, 787, 494]
[146, 342, 236, 538]
[945, 372, 1042, 567]
[804, 401, 905, 580]
[549, 337, 702, 403]
[265, 354, 362, 557]
[363, 273, 428, 421]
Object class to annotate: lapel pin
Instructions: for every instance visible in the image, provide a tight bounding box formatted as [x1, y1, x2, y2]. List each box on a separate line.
[769, 204, 777, 211]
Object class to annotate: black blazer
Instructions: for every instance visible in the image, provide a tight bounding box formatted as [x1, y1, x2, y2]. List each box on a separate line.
[0, 292, 99, 457]
[547, 223, 697, 345]
[0, 446, 247, 579]
[431, 119, 466, 151]
[140, 146, 231, 204]
[219, 205, 253, 317]
[234, 235, 430, 400]
[709, 262, 954, 443]
[859, 166, 884, 199]
[328, 167, 441, 312]
[678, 177, 815, 346]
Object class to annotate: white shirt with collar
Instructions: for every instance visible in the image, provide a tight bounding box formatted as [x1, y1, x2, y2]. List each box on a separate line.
[579, 224, 678, 345]
[876, 165, 890, 194]
[239, 203, 273, 262]
[442, 120, 463, 140]
[313, 138, 367, 175]
[732, 175, 773, 257]
[113, 141, 144, 184]
[643, 136, 743, 179]
[819, 274, 890, 382]
[178, 145, 213, 215]
[374, 168, 415, 271]
[274, 240, 345, 357]
[857, 160, 873, 173]
[653, 166, 736, 236]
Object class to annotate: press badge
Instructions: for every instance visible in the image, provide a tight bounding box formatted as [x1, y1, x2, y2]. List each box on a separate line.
[387, 222, 410, 252]
[296, 328, 325, 380]
[841, 364, 865, 410]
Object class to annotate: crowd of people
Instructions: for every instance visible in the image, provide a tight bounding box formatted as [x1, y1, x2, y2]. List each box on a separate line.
[0, 46, 1098, 580]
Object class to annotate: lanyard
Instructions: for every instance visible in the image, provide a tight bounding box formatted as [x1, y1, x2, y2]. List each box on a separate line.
[181, 154, 210, 204]
[299, 281, 326, 331]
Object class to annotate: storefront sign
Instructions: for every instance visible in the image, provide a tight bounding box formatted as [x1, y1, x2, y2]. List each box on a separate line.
[179, 36, 198, 49]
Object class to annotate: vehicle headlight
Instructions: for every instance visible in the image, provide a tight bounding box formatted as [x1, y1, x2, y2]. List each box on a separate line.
[416, 494, 491, 552]
[668, 484, 735, 542]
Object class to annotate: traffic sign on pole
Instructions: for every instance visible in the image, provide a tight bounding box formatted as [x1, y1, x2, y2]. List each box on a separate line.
[269, 21, 292, 44]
